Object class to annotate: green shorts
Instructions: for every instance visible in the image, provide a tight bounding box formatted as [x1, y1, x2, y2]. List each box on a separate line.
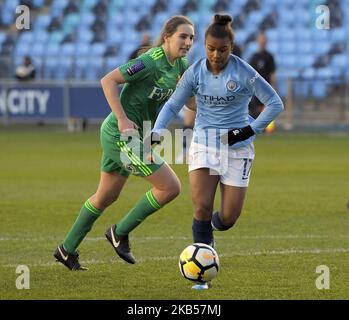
[100, 122, 164, 177]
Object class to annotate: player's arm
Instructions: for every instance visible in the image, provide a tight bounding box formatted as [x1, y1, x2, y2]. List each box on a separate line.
[100, 68, 138, 132]
[248, 71, 284, 134]
[152, 69, 194, 136]
[101, 56, 154, 133]
[150, 74, 194, 145]
[185, 95, 196, 111]
[223, 68, 284, 146]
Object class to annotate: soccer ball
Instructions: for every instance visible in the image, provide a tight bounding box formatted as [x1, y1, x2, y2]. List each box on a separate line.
[179, 243, 219, 283]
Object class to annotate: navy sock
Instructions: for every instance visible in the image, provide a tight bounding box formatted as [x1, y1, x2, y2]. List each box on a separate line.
[192, 219, 213, 245]
[211, 211, 233, 231]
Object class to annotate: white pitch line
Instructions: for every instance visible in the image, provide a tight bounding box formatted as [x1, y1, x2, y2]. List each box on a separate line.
[1, 248, 349, 268]
[0, 234, 348, 242]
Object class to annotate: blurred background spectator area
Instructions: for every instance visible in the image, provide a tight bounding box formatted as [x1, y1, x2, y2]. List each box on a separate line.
[0, 0, 348, 128]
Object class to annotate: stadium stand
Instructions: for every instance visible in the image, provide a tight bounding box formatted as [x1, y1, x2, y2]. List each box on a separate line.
[0, 0, 348, 99]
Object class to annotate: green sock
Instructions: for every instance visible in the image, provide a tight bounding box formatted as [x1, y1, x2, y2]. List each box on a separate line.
[63, 199, 103, 254]
[115, 190, 162, 236]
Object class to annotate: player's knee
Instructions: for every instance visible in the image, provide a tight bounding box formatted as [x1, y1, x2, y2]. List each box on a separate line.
[221, 217, 236, 229]
[211, 211, 237, 231]
[194, 205, 212, 220]
[167, 179, 181, 200]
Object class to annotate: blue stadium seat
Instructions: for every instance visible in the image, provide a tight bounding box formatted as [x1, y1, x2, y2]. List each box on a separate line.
[297, 41, 313, 55]
[267, 41, 279, 55]
[18, 32, 34, 44]
[294, 8, 311, 26]
[278, 9, 296, 27]
[34, 15, 51, 31]
[278, 28, 296, 42]
[62, 13, 80, 34]
[55, 57, 74, 80]
[330, 54, 348, 70]
[280, 42, 296, 54]
[242, 42, 258, 62]
[31, 43, 46, 57]
[265, 29, 280, 42]
[61, 43, 76, 56]
[313, 41, 331, 55]
[279, 55, 297, 69]
[294, 80, 311, 98]
[84, 57, 104, 80]
[6, 0, 347, 86]
[44, 57, 59, 79]
[313, 30, 330, 42]
[33, 30, 49, 44]
[301, 67, 316, 79]
[50, 0, 69, 18]
[80, 12, 95, 27]
[316, 67, 335, 79]
[106, 31, 123, 45]
[74, 57, 89, 80]
[124, 8, 142, 25]
[33, 0, 45, 7]
[14, 43, 31, 58]
[296, 29, 312, 42]
[275, 77, 287, 98]
[108, 11, 125, 27]
[311, 81, 327, 99]
[297, 55, 315, 69]
[75, 43, 90, 57]
[120, 42, 137, 60]
[48, 31, 65, 44]
[105, 57, 123, 72]
[31, 56, 44, 78]
[81, 0, 99, 10]
[76, 30, 94, 43]
[45, 43, 60, 56]
[234, 29, 249, 45]
[91, 43, 106, 56]
[0, 32, 7, 46]
[329, 28, 346, 43]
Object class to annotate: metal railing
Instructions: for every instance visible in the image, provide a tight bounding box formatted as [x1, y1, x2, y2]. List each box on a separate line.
[279, 76, 349, 130]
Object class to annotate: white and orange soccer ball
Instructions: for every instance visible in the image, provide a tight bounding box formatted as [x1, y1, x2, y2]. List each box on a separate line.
[179, 243, 220, 283]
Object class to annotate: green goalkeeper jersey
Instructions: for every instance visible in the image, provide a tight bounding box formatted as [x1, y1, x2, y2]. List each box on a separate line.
[103, 46, 188, 138]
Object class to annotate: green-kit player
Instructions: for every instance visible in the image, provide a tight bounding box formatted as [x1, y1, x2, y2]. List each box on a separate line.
[53, 16, 195, 270]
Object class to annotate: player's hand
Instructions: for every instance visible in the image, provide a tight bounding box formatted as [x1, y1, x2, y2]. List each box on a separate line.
[143, 132, 161, 148]
[118, 117, 138, 134]
[221, 125, 255, 146]
[143, 131, 161, 155]
[150, 132, 161, 145]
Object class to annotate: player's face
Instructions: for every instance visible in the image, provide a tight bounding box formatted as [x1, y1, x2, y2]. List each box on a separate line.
[205, 35, 232, 71]
[165, 24, 195, 58]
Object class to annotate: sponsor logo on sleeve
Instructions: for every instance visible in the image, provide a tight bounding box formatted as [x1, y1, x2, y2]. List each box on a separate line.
[126, 60, 146, 76]
[249, 72, 260, 84]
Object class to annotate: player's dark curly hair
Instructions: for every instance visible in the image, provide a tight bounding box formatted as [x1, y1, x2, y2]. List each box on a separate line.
[205, 14, 234, 45]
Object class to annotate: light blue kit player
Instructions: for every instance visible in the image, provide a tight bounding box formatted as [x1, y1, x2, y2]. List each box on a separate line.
[152, 14, 284, 289]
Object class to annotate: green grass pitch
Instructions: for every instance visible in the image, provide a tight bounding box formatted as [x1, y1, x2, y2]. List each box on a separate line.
[0, 127, 348, 299]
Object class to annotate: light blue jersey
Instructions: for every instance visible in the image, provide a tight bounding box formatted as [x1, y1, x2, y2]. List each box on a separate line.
[153, 54, 284, 149]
